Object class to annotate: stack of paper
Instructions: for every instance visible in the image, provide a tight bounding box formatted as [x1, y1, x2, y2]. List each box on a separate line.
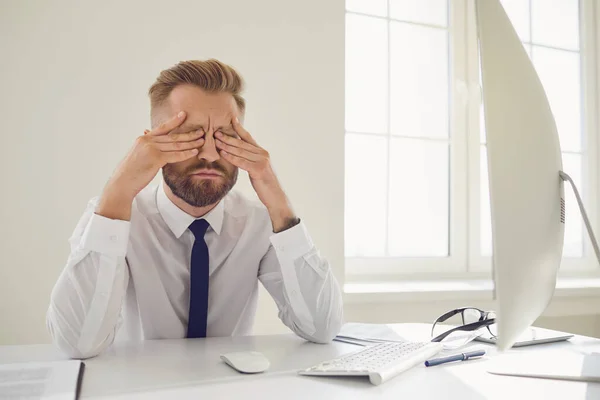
[0, 360, 84, 400]
[334, 323, 407, 346]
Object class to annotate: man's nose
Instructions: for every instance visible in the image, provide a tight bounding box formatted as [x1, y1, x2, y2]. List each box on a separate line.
[197, 130, 220, 163]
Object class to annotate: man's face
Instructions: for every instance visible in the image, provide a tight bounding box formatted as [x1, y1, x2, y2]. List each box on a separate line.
[158, 85, 240, 208]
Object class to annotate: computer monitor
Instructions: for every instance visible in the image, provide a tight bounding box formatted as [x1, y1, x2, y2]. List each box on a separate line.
[475, 0, 600, 350]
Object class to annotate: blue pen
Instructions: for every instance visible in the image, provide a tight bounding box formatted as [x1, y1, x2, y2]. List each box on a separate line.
[424, 349, 486, 367]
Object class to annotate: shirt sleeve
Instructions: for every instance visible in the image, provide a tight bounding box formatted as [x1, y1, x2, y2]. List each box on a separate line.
[258, 221, 344, 343]
[46, 198, 130, 359]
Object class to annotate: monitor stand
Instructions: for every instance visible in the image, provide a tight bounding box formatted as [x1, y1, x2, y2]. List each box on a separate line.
[559, 171, 600, 265]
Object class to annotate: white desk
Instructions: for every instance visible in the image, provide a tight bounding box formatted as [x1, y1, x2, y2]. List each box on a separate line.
[2, 323, 600, 399]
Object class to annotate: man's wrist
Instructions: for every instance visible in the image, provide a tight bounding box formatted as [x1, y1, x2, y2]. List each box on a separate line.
[269, 206, 300, 233]
[272, 216, 301, 233]
[97, 185, 135, 221]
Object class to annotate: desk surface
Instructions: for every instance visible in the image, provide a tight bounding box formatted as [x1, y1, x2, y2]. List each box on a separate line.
[2, 323, 600, 399]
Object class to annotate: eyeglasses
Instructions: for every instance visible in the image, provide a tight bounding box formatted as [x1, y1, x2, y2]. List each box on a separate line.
[431, 307, 497, 349]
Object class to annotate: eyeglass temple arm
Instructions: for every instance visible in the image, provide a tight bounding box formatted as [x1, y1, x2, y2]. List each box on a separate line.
[431, 318, 496, 343]
[430, 308, 469, 336]
[431, 307, 481, 336]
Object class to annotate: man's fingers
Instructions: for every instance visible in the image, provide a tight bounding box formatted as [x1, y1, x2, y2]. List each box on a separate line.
[221, 150, 254, 170]
[163, 148, 199, 163]
[216, 139, 261, 161]
[148, 111, 187, 136]
[154, 129, 204, 143]
[231, 117, 258, 145]
[157, 138, 205, 152]
[215, 132, 262, 154]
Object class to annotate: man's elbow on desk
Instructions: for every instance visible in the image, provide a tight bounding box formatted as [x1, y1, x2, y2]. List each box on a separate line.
[310, 291, 345, 344]
[56, 344, 102, 360]
[298, 311, 344, 344]
[46, 313, 108, 360]
[307, 323, 343, 344]
[312, 326, 342, 345]
[47, 329, 104, 360]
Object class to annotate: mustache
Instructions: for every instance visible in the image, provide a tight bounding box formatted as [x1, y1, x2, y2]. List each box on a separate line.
[184, 160, 229, 176]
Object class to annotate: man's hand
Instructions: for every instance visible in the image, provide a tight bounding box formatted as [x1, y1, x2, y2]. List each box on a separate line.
[215, 117, 299, 233]
[97, 111, 204, 221]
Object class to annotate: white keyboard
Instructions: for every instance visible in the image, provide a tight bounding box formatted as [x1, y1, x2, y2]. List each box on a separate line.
[299, 341, 442, 385]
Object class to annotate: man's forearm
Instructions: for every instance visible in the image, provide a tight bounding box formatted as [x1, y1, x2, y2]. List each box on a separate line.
[265, 190, 300, 233]
[96, 180, 136, 221]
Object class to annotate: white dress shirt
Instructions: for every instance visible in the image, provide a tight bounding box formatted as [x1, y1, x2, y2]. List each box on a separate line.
[47, 183, 343, 359]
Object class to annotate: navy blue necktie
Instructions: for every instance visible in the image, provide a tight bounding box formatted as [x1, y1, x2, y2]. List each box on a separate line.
[187, 219, 210, 338]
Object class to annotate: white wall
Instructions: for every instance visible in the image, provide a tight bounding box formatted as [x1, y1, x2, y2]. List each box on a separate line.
[0, 0, 344, 344]
[2, 0, 599, 346]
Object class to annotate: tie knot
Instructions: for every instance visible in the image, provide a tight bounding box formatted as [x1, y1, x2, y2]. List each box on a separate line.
[188, 219, 210, 238]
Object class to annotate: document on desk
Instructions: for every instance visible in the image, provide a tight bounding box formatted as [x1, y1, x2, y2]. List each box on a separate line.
[335, 322, 407, 345]
[0, 360, 84, 400]
[488, 351, 600, 383]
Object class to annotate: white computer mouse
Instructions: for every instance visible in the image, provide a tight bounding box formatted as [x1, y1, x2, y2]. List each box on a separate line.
[220, 351, 270, 374]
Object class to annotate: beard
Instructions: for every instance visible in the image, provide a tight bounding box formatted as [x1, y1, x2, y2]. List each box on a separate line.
[163, 160, 238, 207]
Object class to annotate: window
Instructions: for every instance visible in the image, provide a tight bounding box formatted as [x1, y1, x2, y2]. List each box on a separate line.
[345, 0, 599, 279]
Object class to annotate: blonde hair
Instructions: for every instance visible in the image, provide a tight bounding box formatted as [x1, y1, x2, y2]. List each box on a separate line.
[148, 59, 245, 121]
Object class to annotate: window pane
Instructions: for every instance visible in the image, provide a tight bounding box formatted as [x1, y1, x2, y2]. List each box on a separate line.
[531, 0, 579, 50]
[346, 0, 387, 17]
[388, 138, 449, 257]
[345, 134, 388, 256]
[500, 0, 531, 42]
[562, 153, 583, 257]
[345, 14, 388, 134]
[480, 146, 492, 257]
[532, 46, 581, 152]
[389, 0, 447, 27]
[390, 22, 448, 138]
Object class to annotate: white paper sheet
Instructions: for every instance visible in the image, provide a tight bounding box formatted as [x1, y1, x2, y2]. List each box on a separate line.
[337, 323, 407, 343]
[488, 351, 600, 383]
[0, 360, 83, 400]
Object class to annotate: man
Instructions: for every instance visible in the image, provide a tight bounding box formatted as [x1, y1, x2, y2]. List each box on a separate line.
[47, 59, 343, 359]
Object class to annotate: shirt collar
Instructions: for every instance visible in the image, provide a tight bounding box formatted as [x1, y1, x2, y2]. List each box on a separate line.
[157, 182, 224, 238]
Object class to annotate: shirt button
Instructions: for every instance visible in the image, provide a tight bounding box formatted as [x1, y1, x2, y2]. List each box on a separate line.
[110, 235, 118, 242]
[279, 245, 285, 252]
